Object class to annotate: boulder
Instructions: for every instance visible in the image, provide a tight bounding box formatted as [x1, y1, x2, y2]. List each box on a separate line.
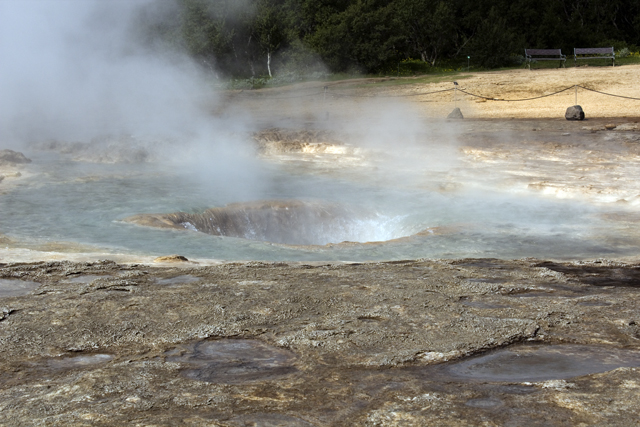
[0, 149, 31, 166]
[153, 255, 189, 263]
[447, 107, 464, 119]
[565, 105, 585, 121]
[615, 123, 639, 131]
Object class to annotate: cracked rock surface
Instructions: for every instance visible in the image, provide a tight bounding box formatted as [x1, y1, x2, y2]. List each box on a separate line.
[2, 258, 640, 425]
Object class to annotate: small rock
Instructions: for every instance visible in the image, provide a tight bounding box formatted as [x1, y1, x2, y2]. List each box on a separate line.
[0, 149, 31, 165]
[537, 379, 575, 390]
[447, 108, 464, 119]
[153, 255, 189, 263]
[0, 308, 14, 321]
[565, 105, 585, 121]
[616, 123, 639, 131]
[605, 124, 617, 130]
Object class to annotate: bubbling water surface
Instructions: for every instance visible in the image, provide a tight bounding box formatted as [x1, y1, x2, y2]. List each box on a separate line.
[0, 151, 635, 261]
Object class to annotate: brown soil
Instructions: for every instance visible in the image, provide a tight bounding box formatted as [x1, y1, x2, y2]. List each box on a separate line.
[225, 64, 640, 123]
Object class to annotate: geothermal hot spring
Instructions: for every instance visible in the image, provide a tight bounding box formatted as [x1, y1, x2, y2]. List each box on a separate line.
[2, 122, 638, 263]
[1, 1, 637, 264]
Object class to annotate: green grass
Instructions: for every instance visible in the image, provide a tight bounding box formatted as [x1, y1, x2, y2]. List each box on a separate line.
[524, 54, 640, 70]
[344, 73, 473, 89]
[217, 54, 640, 91]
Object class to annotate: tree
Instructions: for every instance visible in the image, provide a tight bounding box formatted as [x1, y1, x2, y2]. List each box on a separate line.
[466, 6, 523, 68]
[178, 0, 235, 75]
[253, 0, 289, 77]
[136, 0, 640, 76]
[395, 0, 458, 66]
[307, 0, 402, 73]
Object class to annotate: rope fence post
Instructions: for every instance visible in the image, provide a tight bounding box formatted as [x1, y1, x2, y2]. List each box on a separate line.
[454, 82, 457, 108]
[447, 82, 464, 119]
[323, 86, 328, 120]
[566, 84, 584, 120]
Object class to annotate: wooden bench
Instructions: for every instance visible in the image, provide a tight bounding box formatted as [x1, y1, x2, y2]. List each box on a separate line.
[524, 49, 566, 69]
[574, 47, 615, 66]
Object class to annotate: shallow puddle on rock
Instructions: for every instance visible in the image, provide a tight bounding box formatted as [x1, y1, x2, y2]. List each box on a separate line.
[167, 339, 297, 384]
[465, 278, 508, 284]
[441, 344, 640, 382]
[461, 300, 509, 309]
[508, 291, 560, 298]
[154, 275, 201, 286]
[465, 397, 504, 408]
[46, 354, 113, 370]
[0, 279, 41, 297]
[577, 300, 611, 307]
[64, 275, 111, 284]
[228, 413, 316, 427]
[455, 260, 515, 269]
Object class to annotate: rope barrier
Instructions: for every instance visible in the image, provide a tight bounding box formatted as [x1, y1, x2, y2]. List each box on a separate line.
[330, 87, 455, 98]
[230, 82, 640, 102]
[232, 90, 326, 100]
[456, 86, 575, 101]
[235, 86, 455, 99]
[576, 85, 640, 101]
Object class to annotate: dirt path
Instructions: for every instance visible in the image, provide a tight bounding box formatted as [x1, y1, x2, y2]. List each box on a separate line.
[419, 65, 640, 119]
[228, 64, 640, 122]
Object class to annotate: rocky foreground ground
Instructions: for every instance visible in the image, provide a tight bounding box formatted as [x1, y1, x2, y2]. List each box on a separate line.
[3, 66, 640, 426]
[1, 257, 640, 426]
[3, 118, 640, 425]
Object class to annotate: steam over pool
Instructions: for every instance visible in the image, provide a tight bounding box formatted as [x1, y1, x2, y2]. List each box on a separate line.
[123, 199, 418, 246]
[1, 2, 638, 263]
[0, 148, 633, 262]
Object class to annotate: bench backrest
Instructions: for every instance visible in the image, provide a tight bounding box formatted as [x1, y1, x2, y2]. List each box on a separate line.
[525, 49, 563, 56]
[574, 47, 614, 55]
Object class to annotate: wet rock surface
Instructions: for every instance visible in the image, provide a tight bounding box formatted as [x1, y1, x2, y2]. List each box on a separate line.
[436, 344, 640, 382]
[0, 278, 41, 297]
[31, 135, 159, 164]
[167, 339, 298, 384]
[2, 258, 640, 425]
[124, 199, 406, 246]
[0, 149, 31, 166]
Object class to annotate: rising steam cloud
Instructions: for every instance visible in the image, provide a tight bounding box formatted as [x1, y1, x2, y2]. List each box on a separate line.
[0, 0, 269, 200]
[0, 0, 460, 204]
[0, 0, 221, 144]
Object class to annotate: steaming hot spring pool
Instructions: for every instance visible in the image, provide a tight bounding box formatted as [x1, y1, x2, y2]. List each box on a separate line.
[2, 124, 639, 262]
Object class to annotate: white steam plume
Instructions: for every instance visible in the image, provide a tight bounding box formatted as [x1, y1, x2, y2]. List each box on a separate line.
[0, 0, 267, 199]
[0, 0, 218, 144]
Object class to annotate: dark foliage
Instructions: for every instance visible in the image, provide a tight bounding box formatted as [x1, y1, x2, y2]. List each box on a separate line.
[138, 0, 640, 76]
